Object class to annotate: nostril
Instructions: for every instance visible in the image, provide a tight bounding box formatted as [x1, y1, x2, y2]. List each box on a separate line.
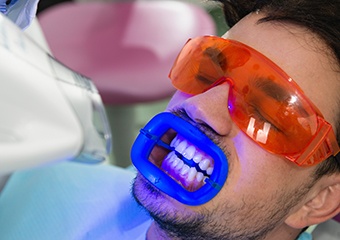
[181, 85, 234, 136]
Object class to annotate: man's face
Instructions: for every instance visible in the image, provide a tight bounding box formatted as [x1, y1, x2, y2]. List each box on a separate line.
[133, 12, 339, 239]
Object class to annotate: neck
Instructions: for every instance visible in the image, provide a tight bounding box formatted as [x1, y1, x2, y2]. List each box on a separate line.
[262, 224, 301, 240]
[146, 221, 301, 240]
[147, 222, 173, 240]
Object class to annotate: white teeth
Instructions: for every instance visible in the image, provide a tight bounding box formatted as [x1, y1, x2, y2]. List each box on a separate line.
[187, 167, 197, 181]
[166, 151, 176, 162]
[175, 160, 184, 170]
[162, 134, 215, 188]
[196, 172, 204, 182]
[171, 158, 179, 168]
[193, 154, 203, 164]
[175, 140, 187, 153]
[180, 165, 190, 176]
[170, 135, 180, 148]
[206, 167, 213, 175]
[199, 159, 210, 171]
[183, 145, 196, 160]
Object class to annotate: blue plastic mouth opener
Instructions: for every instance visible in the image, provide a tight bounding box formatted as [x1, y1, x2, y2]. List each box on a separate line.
[131, 112, 229, 205]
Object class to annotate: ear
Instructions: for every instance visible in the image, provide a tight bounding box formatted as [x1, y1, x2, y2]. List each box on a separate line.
[285, 176, 340, 229]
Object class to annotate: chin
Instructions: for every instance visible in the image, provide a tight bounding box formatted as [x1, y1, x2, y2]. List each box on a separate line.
[132, 173, 190, 214]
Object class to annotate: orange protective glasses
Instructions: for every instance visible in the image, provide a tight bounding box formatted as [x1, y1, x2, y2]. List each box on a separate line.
[169, 36, 339, 167]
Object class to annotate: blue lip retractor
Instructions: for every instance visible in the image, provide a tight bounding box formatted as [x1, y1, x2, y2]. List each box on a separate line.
[131, 112, 228, 206]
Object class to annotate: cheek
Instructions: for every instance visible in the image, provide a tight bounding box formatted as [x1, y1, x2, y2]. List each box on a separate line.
[228, 132, 313, 202]
[229, 132, 291, 195]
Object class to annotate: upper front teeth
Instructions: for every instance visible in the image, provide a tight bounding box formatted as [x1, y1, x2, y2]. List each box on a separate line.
[175, 140, 187, 153]
[169, 134, 214, 175]
[183, 145, 196, 159]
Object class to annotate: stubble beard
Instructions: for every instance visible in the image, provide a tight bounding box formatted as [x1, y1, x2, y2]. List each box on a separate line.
[132, 173, 314, 240]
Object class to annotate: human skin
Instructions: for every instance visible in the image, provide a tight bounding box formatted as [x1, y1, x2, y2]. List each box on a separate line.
[133, 12, 340, 240]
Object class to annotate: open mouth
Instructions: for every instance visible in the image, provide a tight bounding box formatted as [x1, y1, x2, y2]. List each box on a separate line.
[151, 133, 215, 192]
[131, 112, 228, 205]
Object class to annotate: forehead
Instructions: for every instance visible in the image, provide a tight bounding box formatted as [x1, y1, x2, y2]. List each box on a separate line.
[224, 13, 339, 128]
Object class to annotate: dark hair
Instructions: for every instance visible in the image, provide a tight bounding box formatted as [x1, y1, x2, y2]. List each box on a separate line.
[212, 0, 340, 177]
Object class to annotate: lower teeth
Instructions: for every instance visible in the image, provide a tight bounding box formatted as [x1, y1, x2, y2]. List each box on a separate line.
[161, 151, 210, 192]
[156, 134, 215, 192]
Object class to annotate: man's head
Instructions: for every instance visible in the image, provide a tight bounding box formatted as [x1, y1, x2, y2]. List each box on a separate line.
[214, 0, 340, 177]
[132, 0, 340, 239]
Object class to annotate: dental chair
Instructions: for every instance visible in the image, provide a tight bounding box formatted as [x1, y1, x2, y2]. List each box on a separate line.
[37, 1, 216, 167]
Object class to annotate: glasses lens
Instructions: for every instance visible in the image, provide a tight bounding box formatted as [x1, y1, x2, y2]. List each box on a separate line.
[169, 36, 319, 157]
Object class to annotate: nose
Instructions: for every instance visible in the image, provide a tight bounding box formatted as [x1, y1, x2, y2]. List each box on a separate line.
[180, 83, 236, 137]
